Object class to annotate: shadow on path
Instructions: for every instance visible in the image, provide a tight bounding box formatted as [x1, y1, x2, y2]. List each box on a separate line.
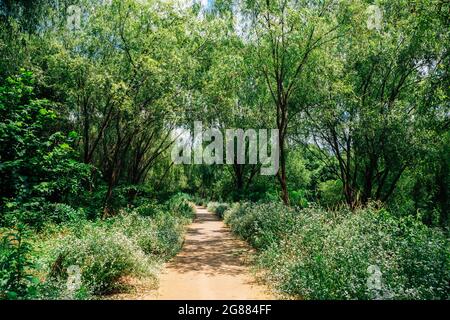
[152, 206, 274, 300]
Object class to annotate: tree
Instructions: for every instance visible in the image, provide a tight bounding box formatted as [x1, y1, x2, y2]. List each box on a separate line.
[27, 0, 199, 214]
[302, 0, 450, 208]
[244, 0, 343, 204]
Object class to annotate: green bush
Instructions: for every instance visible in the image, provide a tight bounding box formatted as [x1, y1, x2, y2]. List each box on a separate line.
[113, 211, 189, 259]
[2, 203, 87, 231]
[0, 71, 92, 229]
[134, 201, 164, 218]
[44, 203, 86, 224]
[207, 202, 230, 219]
[215, 203, 230, 219]
[165, 193, 196, 219]
[35, 201, 194, 298]
[225, 203, 449, 299]
[0, 225, 37, 299]
[224, 202, 298, 250]
[46, 223, 154, 295]
[207, 202, 219, 213]
[290, 189, 309, 208]
[318, 180, 345, 208]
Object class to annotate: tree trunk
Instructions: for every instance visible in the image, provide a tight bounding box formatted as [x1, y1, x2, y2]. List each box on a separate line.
[278, 131, 289, 205]
[103, 170, 116, 218]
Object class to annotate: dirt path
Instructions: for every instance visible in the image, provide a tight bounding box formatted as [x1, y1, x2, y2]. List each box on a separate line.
[146, 206, 274, 300]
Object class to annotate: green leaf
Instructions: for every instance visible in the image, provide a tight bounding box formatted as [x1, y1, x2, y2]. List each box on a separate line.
[68, 131, 79, 139]
[6, 291, 18, 300]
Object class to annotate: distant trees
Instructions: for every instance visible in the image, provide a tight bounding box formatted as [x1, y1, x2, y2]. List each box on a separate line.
[0, 0, 448, 226]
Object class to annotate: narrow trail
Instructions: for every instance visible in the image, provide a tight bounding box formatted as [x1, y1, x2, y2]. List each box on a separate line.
[148, 206, 274, 300]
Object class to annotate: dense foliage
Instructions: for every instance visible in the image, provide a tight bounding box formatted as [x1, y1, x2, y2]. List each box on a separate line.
[207, 202, 229, 219]
[223, 203, 449, 299]
[0, 72, 92, 227]
[0, 0, 448, 300]
[1, 195, 195, 299]
[0, 225, 37, 299]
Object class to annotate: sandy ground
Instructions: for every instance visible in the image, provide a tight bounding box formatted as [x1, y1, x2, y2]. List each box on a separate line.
[112, 206, 274, 300]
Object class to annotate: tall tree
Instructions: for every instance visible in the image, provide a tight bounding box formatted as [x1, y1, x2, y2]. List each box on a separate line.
[302, 0, 449, 208]
[245, 0, 343, 204]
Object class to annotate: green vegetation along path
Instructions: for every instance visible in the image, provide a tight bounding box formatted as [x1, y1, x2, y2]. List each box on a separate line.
[150, 206, 274, 300]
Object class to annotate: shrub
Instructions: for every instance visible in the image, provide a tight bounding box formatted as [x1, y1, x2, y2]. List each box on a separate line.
[1, 203, 87, 231]
[46, 223, 154, 295]
[148, 213, 189, 258]
[0, 225, 37, 299]
[215, 203, 230, 219]
[134, 201, 164, 218]
[0, 72, 92, 229]
[112, 211, 189, 259]
[207, 202, 219, 213]
[207, 202, 230, 219]
[225, 203, 450, 299]
[36, 202, 194, 298]
[224, 202, 298, 250]
[165, 193, 196, 219]
[290, 189, 309, 208]
[44, 203, 86, 224]
[318, 180, 345, 208]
